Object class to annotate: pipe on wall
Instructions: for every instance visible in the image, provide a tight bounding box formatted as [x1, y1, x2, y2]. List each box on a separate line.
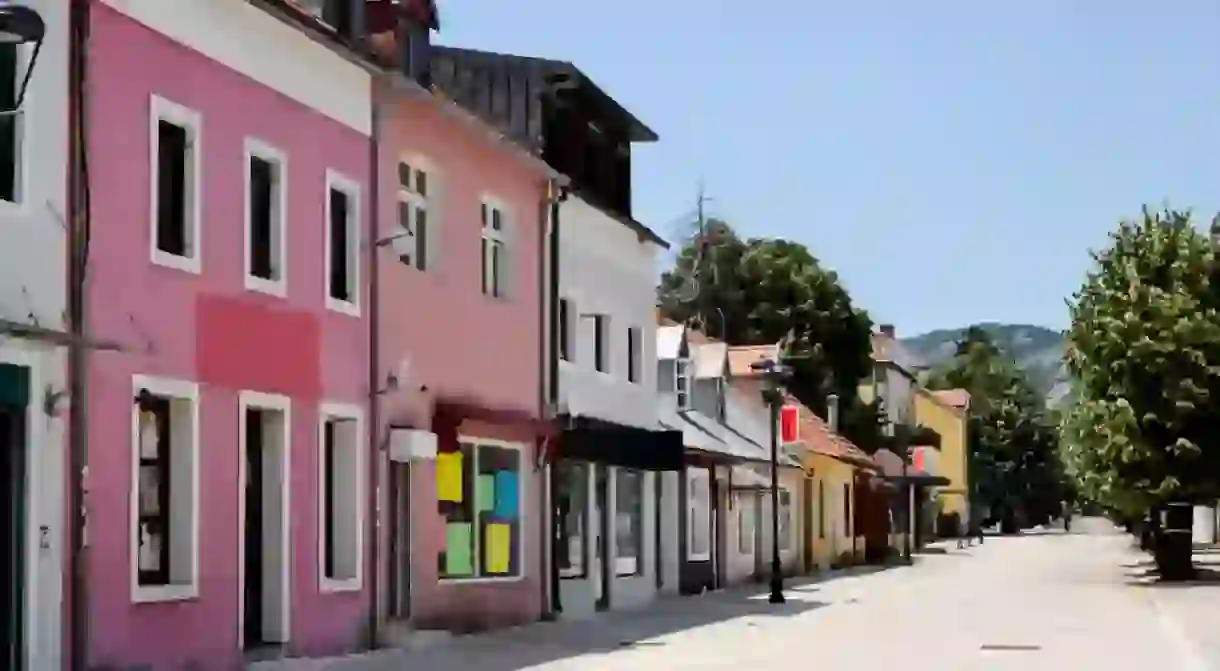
[540, 181, 569, 618]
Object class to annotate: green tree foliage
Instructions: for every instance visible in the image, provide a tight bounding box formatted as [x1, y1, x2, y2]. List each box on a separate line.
[1061, 207, 1220, 516]
[927, 328, 1065, 524]
[657, 219, 875, 442]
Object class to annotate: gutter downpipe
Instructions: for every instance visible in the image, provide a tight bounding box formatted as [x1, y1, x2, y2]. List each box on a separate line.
[366, 86, 382, 648]
[67, 1, 91, 668]
[542, 181, 569, 618]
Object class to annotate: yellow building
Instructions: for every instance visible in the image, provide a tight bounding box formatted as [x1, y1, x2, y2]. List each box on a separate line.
[914, 388, 971, 530]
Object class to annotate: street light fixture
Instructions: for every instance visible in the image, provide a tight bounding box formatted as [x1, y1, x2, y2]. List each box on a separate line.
[750, 357, 792, 605]
[0, 4, 46, 116]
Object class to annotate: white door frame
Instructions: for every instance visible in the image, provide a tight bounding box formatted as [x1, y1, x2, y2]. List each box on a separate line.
[236, 391, 292, 647]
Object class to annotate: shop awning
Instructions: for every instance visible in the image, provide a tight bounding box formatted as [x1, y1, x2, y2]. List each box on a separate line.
[730, 465, 772, 491]
[873, 448, 951, 486]
[558, 415, 684, 471]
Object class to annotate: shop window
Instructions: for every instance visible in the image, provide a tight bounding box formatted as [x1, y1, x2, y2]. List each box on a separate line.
[686, 468, 710, 561]
[556, 460, 587, 578]
[437, 439, 523, 579]
[614, 469, 644, 576]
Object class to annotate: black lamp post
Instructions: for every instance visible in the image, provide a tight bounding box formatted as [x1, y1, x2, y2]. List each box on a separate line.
[751, 357, 791, 605]
[0, 4, 45, 115]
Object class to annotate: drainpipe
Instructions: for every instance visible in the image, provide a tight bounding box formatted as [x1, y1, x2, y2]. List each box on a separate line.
[66, 1, 92, 668]
[541, 181, 568, 619]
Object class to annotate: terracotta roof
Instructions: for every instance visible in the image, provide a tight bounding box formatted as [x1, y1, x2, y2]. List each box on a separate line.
[726, 344, 780, 378]
[656, 308, 679, 327]
[932, 389, 971, 410]
[784, 394, 877, 470]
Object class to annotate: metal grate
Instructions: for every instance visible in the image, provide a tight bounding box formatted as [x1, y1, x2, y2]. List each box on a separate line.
[980, 644, 1042, 652]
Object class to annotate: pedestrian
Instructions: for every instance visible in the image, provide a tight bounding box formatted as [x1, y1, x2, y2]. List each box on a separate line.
[974, 519, 984, 545]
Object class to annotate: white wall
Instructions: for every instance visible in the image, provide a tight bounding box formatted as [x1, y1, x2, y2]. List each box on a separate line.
[99, 0, 371, 134]
[886, 368, 914, 428]
[558, 196, 661, 429]
[0, 3, 70, 669]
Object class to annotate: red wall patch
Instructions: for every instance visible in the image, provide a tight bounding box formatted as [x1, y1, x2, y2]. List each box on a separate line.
[195, 294, 321, 398]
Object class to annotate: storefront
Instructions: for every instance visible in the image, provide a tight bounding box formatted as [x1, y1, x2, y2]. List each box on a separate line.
[552, 416, 684, 618]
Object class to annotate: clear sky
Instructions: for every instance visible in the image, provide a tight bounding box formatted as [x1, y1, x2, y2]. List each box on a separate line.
[440, 2, 1220, 337]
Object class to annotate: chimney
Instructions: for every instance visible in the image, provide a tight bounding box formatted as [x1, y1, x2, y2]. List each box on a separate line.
[367, 0, 437, 86]
[827, 393, 839, 433]
[879, 324, 895, 339]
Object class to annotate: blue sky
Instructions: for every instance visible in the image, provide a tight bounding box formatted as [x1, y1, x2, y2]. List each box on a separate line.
[440, 2, 1220, 337]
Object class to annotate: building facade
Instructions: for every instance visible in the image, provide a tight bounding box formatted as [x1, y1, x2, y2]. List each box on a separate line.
[82, 1, 372, 667]
[0, 2, 69, 668]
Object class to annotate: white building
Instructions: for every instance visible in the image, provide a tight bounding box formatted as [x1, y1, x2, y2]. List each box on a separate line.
[0, 2, 70, 669]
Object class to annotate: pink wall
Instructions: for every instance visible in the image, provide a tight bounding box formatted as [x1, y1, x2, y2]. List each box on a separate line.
[84, 6, 370, 668]
[374, 82, 548, 630]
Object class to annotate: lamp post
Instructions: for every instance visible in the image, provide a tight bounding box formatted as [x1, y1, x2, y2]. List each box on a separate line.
[901, 445, 912, 563]
[751, 358, 791, 605]
[0, 4, 45, 115]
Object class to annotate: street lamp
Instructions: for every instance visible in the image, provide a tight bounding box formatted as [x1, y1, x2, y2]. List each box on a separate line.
[750, 357, 792, 605]
[0, 4, 46, 116]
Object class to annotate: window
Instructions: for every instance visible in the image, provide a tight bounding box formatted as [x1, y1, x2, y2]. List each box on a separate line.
[627, 327, 641, 384]
[150, 96, 202, 273]
[686, 468, 710, 561]
[244, 139, 287, 295]
[325, 171, 360, 315]
[615, 469, 644, 576]
[437, 439, 523, 579]
[481, 199, 508, 299]
[675, 358, 692, 411]
[737, 493, 754, 554]
[842, 483, 851, 538]
[0, 42, 25, 203]
[818, 480, 825, 539]
[318, 404, 363, 592]
[558, 298, 574, 362]
[556, 461, 587, 578]
[593, 315, 609, 373]
[131, 375, 199, 603]
[778, 489, 792, 551]
[396, 160, 431, 271]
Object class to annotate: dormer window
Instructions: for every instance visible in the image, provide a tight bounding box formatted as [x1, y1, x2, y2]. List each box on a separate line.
[675, 358, 691, 411]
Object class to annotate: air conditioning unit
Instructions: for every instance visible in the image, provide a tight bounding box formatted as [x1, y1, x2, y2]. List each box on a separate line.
[388, 427, 437, 462]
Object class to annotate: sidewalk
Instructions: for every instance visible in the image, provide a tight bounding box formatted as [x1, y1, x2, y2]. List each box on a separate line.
[252, 562, 913, 671]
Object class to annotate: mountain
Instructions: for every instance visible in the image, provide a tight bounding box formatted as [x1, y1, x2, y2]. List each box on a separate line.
[900, 323, 1067, 402]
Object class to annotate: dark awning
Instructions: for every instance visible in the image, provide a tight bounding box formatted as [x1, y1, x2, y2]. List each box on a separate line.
[559, 415, 684, 471]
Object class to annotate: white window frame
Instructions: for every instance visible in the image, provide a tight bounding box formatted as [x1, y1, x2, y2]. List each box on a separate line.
[0, 43, 32, 210]
[129, 374, 200, 604]
[440, 436, 527, 584]
[236, 391, 292, 647]
[480, 195, 511, 300]
[627, 326, 642, 384]
[323, 170, 361, 317]
[317, 402, 365, 593]
[149, 94, 203, 275]
[686, 468, 711, 562]
[393, 154, 437, 272]
[243, 138, 289, 297]
[737, 493, 754, 555]
[675, 357, 692, 411]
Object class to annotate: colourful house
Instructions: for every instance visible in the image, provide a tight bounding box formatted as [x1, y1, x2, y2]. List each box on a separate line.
[83, 1, 372, 667]
[367, 4, 561, 639]
[914, 388, 971, 532]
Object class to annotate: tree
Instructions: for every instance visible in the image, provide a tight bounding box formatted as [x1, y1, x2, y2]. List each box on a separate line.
[657, 220, 876, 442]
[1063, 206, 1220, 578]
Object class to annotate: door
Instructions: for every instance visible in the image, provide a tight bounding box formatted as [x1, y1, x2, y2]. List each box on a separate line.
[0, 402, 26, 670]
[243, 409, 265, 648]
[593, 465, 610, 610]
[389, 462, 411, 620]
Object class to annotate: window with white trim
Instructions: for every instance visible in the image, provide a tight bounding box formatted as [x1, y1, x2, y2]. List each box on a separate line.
[396, 160, 431, 271]
[675, 357, 692, 411]
[614, 469, 644, 576]
[0, 42, 26, 203]
[778, 489, 793, 551]
[319, 405, 363, 590]
[737, 493, 754, 554]
[131, 376, 199, 602]
[150, 95, 201, 272]
[558, 298, 574, 362]
[325, 171, 360, 314]
[686, 468, 710, 561]
[627, 326, 641, 384]
[593, 315, 609, 373]
[245, 140, 286, 294]
[437, 439, 524, 579]
[480, 200, 508, 299]
[556, 460, 587, 578]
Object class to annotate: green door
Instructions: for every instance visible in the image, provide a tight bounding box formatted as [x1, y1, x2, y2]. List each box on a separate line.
[0, 362, 29, 670]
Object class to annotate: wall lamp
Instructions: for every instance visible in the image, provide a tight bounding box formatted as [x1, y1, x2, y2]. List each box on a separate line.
[0, 5, 45, 116]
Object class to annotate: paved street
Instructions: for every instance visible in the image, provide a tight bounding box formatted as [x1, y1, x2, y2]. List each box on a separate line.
[262, 518, 1216, 670]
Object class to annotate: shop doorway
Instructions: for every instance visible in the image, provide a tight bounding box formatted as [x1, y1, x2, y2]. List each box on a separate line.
[0, 395, 26, 669]
[239, 398, 289, 651]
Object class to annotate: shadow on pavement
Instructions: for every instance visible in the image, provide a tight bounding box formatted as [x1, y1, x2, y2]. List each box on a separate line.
[308, 573, 893, 671]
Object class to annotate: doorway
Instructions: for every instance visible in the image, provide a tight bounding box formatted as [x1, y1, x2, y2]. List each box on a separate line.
[593, 465, 610, 611]
[388, 462, 411, 620]
[239, 397, 289, 651]
[0, 400, 26, 670]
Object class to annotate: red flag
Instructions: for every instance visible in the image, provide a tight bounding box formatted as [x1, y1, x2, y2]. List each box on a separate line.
[780, 405, 799, 444]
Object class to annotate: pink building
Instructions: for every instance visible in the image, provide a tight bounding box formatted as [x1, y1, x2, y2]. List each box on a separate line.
[367, 6, 563, 638]
[82, 1, 373, 667]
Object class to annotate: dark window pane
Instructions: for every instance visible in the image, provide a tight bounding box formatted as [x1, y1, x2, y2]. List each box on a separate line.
[415, 170, 427, 197]
[397, 162, 412, 190]
[415, 207, 428, 270]
[323, 420, 336, 579]
[329, 188, 350, 301]
[0, 44, 17, 202]
[156, 121, 189, 257]
[249, 156, 274, 279]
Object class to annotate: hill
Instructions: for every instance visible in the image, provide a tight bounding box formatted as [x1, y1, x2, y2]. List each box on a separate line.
[900, 323, 1066, 400]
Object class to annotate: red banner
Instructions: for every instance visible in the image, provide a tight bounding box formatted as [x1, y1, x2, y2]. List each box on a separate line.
[780, 405, 799, 444]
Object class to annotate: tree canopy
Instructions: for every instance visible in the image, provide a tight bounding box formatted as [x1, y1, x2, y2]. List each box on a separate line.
[1061, 207, 1220, 516]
